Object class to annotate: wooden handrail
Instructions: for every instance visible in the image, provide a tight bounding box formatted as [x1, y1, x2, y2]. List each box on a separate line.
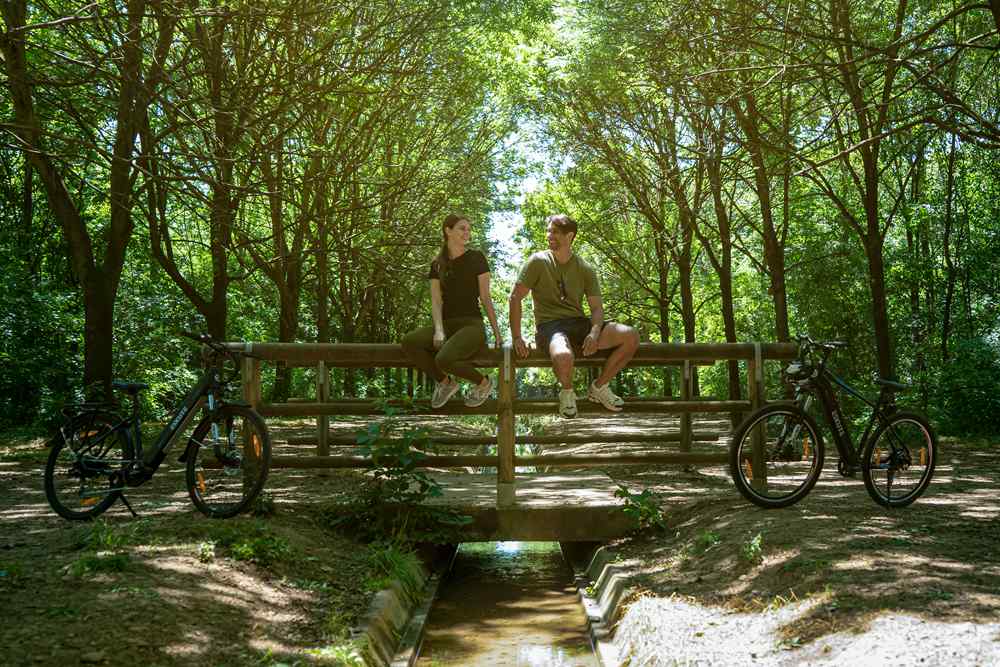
[226, 341, 796, 366]
[233, 341, 793, 490]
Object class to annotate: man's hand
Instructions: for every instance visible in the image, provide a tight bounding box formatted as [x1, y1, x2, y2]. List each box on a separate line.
[432, 330, 445, 349]
[582, 332, 599, 356]
[513, 336, 529, 359]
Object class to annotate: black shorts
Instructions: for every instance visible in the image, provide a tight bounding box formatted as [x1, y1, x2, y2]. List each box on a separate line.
[535, 317, 607, 350]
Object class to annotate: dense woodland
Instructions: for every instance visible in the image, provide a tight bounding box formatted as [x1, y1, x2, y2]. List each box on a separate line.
[1, 0, 999, 435]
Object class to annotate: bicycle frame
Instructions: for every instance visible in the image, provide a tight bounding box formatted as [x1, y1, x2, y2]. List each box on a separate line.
[799, 362, 894, 473]
[65, 366, 224, 484]
[141, 368, 218, 470]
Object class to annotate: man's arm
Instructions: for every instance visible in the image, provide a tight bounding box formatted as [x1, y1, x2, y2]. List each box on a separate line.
[583, 294, 604, 356]
[509, 283, 531, 358]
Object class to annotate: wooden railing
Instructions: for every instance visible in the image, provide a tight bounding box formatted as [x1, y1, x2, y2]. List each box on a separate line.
[228, 342, 797, 494]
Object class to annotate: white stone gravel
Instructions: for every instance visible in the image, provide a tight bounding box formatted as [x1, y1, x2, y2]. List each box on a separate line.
[613, 596, 1000, 667]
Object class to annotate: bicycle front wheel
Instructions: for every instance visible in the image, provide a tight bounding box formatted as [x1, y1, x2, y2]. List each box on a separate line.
[862, 411, 936, 508]
[44, 412, 131, 521]
[730, 404, 825, 508]
[185, 405, 271, 518]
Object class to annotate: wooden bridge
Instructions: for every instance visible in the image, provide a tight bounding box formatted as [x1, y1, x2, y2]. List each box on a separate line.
[227, 342, 796, 540]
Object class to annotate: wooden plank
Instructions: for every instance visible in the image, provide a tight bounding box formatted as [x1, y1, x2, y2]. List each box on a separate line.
[513, 400, 752, 415]
[259, 400, 500, 417]
[285, 431, 723, 447]
[226, 342, 798, 367]
[516, 453, 728, 466]
[266, 455, 498, 469]
[261, 398, 752, 417]
[261, 452, 729, 469]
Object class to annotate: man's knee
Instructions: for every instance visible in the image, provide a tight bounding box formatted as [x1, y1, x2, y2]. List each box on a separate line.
[549, 339, 574, 368]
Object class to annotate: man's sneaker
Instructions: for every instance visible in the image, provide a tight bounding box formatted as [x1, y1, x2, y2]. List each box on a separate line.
[588, 381, 623, 412]
[431, 378, 460, 408]
[558, 389, 578, 418]
[464, 376, 493, 407]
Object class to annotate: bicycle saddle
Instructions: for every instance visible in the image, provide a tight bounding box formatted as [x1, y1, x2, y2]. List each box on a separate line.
[112, 380, 150, 395]
[876, 378, 909, 392]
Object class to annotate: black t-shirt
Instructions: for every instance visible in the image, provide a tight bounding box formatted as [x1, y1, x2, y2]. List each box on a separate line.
[428, 249, 490, 320]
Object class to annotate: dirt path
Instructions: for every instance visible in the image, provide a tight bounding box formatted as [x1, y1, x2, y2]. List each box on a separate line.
[2, 416, 999, 666]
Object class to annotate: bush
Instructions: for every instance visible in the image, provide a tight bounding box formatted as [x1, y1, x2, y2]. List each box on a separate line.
[933, 337, 1000, 435]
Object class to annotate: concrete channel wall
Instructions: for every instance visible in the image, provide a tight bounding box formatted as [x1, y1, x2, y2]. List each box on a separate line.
[356, 542, 631, 667]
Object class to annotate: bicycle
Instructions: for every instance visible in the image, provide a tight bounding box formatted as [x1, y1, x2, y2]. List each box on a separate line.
[729, 334, 936, 509]
[44, 332, 272, 520]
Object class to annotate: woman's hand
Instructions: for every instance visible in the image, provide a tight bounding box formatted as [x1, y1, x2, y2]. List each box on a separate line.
[491, 325, 503, 349]
[432, 330, 445, 349]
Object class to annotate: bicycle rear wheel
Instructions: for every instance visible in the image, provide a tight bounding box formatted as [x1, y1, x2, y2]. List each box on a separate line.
[862, 411, 936, 507]
[44, 412, 131, 521]
[185, 405, 271, 518]
[730, 404, 825, 508]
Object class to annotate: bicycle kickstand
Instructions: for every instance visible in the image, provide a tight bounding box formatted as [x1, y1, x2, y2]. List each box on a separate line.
[118, 494, 139, 519]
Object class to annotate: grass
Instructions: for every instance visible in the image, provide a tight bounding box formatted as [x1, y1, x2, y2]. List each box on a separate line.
[363, 541, 424, 598]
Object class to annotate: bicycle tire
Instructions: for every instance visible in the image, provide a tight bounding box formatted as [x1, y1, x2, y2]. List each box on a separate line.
[185, 405, 271, 518]
[44, 412, 132, 521]
[862, 411, 936, 508]
[730, 404, 825, 509]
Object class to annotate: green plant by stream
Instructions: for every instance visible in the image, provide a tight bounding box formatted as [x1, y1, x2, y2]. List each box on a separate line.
[329, 408, 472, 544]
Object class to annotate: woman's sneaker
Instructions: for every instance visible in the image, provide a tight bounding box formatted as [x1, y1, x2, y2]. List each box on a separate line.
[588, 381, 623, 412]
[431, 377, 460, 408]
[558, 389, 578, 418]
[465, 376, 493, 407]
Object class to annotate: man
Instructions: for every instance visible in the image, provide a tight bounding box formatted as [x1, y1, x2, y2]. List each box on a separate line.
[509, 214, 640, 417]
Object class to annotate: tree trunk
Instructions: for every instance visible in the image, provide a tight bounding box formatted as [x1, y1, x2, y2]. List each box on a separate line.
[654, 234, 673, 396]
[941, 133, 958, 361]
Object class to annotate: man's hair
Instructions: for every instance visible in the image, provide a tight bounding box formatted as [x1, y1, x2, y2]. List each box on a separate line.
[546, 214, 578, 238]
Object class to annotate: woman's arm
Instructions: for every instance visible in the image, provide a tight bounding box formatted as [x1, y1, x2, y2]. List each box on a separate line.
[477, 272, 502, 347]
[430, 279, 445, 348]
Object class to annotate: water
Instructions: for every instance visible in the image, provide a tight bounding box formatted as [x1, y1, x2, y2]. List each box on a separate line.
[416, 541, 598, 666]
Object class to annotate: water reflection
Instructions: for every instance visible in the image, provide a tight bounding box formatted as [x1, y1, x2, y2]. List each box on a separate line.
[416, 541, 597, 666]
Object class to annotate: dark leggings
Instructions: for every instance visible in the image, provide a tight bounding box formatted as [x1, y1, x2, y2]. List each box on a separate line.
[400, 317, 486, 384]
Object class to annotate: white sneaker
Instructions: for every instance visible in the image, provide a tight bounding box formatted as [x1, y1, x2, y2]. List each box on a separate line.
[464, 376, 493, 407]
[588, 381, 623, 412]
[431, 378, 460, 408]
[558, 389, 578, 418]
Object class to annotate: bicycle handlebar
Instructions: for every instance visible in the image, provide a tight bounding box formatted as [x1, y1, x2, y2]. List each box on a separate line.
[795, 334, 848, 355]
[178, 331, 254, 362]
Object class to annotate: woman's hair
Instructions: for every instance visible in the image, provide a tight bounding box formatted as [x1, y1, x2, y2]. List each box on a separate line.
[433, 213, 469, 283]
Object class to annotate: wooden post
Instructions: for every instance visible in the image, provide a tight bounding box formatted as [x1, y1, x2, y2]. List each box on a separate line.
[241, 354, 262, 409]
[497, 344, 516, 505]
[406, 367, 414, 399]
[316, 361, 329, 457]
[680, 360, 692, 454]
[241, 352, 263, 492]
[748, 343, 767, 490]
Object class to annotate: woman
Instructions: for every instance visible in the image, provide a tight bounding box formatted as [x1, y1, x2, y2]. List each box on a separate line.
[401, 214, 502, 408]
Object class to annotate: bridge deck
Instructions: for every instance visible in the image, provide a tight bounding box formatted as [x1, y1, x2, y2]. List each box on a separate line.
[424, 472, 634, 541]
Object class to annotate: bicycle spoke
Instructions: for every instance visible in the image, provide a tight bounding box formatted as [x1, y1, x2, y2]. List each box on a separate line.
[863, 413, 936, 507]
[731, 406, 824, 508]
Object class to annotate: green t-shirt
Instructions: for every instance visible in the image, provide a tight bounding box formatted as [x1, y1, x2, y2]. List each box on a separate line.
[516, 250, 601, 324]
